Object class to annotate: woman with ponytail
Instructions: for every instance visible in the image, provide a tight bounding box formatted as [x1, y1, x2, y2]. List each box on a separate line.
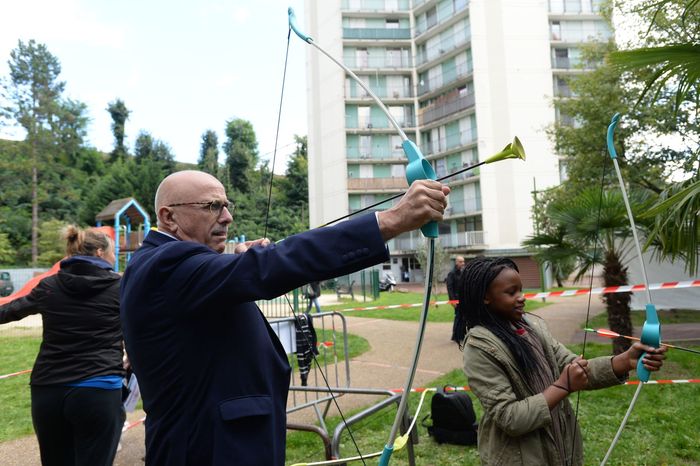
[0, 226, 125, 466]
[458, 257, 666, 465]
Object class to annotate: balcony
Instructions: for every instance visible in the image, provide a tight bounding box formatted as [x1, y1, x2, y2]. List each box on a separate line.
[418, 62, 472, 96]
[416, 30, 470, 66]
[414, 0, 469, 37]
[552, 56, 571, 69]
[391, 230, 484, 251]
[343, 28, 411, 40]
[347, 147, 405, 160]
[349, 116, 415, 129]
[341, 0, 410, 11]
[347, 85, 413, 99]
[554, 84, 572, 97]
[345, 55, 412, 69]
[419, 93, 474, 125]
[446, 197, 481, 215]
[440, 231, 485, 248]
[347, 177, 408, 190]
[436, 165, 479, 182]
[421, 129, 476, 156]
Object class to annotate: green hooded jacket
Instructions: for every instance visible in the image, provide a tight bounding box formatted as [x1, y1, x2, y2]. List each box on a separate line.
[463, 315, 625, 465]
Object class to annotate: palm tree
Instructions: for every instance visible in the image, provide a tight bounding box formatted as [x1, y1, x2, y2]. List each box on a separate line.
[525, 187, 653, 354]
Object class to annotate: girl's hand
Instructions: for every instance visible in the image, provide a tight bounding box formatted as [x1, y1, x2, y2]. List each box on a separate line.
[616, 342, 667, 373]
[556, 356, 589, 393]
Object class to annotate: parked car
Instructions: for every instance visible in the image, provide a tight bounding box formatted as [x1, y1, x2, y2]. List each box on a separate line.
[0, 271, 14, 297]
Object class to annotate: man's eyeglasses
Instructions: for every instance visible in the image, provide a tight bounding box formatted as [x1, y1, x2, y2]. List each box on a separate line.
[167, 200, 235, 216]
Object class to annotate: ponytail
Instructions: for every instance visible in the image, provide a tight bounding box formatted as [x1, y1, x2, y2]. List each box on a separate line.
[63, 225, 112, 257]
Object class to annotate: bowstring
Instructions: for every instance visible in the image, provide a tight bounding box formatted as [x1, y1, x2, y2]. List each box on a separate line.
[569, 152, 609, 465]
[266, 27, 367, 465]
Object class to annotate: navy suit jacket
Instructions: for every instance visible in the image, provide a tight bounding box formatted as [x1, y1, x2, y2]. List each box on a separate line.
[120, 214, 389, 465]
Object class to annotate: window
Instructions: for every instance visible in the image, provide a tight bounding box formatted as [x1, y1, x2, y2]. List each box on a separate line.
[391, 164, 405, 177]
[426, 7, 437, 29]
[356, 48, 369, 68]
[386, 19, 399, 29]
[360, 135, 371, 158]
[553, 48, 569, 68]
[551, 21, 561, 40]
[564, 0, 581, 13]
[387, 48, 402, 67]
[435, 158, 447, 178]
[549, 0, 564, 13]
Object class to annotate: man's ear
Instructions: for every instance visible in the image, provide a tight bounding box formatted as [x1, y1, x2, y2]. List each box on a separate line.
[483, 297, 490, 305]
[157, 206, 177, 232]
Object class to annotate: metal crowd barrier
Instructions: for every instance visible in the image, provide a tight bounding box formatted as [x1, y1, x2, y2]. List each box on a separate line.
[270, 311, 416, 464]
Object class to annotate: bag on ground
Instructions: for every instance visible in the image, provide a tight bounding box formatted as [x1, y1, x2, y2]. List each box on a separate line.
[422, 386, 478, 446]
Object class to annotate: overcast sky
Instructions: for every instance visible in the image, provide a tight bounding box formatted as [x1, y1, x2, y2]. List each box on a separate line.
[0, 0, 308, 173]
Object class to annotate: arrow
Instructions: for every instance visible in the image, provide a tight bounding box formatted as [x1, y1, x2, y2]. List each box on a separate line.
[583, 328, 700, 355]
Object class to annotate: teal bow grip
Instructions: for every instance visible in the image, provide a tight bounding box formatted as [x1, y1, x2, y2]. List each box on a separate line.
[606, 113, 621, 160]
[402, 140, 438, 238]
[378, 444, 393, 466]
[288, 7, 312, 43]
[636, 303, 661, 383]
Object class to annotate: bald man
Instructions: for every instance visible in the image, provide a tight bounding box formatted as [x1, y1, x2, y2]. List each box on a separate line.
[120, 170, 449, 465]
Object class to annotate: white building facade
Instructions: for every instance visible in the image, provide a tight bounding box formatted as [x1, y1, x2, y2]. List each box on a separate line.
[304, 0, 611, 286]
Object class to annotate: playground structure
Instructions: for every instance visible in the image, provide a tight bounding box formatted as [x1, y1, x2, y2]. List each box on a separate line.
[95, 197, 150, 272]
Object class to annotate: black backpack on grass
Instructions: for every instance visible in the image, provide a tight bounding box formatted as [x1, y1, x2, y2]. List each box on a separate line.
[422, 386, 478, 446]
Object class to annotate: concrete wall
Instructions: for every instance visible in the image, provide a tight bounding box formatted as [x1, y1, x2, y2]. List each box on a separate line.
[470, 0, 561, 251]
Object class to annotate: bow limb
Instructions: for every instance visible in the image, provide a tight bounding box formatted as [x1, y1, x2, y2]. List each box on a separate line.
[600, 113, 661, 466]
[289, 8, 438, 465]
[288, 389, 432, 466]
[378, 239, 434, 465]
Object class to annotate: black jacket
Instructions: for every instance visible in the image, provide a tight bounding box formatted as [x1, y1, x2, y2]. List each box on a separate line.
[446, 266, 463, 301]
[0, 258, 124, 385]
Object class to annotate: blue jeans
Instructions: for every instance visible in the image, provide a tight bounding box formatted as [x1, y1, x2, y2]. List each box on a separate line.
[306, 297, 322, 313]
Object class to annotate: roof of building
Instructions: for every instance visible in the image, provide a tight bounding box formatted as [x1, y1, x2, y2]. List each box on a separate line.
[95, 197, 149, 224]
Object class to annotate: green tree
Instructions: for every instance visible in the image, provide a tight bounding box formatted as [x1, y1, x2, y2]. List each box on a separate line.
[525, 188, 653, 354]
[549, 41, 672, 197]
[198, 130, 219, 175]
[0, 232, 14, 264]
[607, 0, 700, 273]
[280, 135, 308, 209]
[1, 39, 66, 266]
[107, 99, 130, 162]
[223, 119, 258, 194]
[37, 218, 68, 266]
[131, 131, 175, 218]
[80, 160, 137, 225]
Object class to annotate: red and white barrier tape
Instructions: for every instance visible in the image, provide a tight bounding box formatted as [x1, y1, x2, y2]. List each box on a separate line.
[122, 417, 146, 432]
[334, 280, 700, 313]
[524, 279, 700, 300]
[0, 369, 31, 380]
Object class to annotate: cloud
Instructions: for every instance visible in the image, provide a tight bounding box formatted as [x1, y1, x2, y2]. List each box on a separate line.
[231, 6, 251, 24]
[0, 0, 125, 55]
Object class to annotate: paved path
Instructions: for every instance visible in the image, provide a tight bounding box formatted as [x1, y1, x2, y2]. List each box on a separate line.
[2, 293, 695, 465]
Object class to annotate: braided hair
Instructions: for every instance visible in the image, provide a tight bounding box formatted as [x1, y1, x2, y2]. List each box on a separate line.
[457, 257, 537, 373]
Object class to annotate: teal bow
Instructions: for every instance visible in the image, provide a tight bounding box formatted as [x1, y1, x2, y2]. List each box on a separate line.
[289, 8, 437, 465]
[600, 113, 662, 465]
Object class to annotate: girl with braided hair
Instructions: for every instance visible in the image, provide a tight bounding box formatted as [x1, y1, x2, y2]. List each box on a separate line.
[458, 257, 665, 465]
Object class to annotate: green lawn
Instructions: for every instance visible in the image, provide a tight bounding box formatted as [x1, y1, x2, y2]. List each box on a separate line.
[0, 336, 40, 442]
[586, 308, 700, 329]
[289, 331, 369, 370]
[286, 342, 700, 465]
[323, 291, 549, 322]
